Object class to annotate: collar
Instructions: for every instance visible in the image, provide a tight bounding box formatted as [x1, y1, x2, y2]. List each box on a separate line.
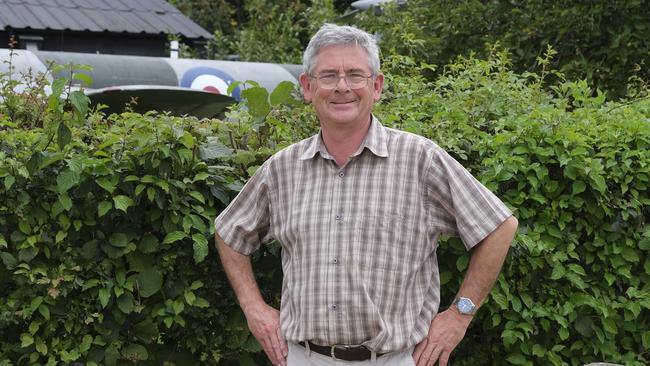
[299, 115, 389, 161]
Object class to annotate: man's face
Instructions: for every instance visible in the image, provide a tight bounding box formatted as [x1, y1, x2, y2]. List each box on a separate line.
[300, 45, 384, 129]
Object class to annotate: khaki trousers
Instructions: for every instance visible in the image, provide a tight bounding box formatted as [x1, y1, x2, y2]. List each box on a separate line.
[287, 342, 416, 366]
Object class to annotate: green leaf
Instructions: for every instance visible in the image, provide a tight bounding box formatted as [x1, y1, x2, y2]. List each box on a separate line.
[57, 122, 72, 149]
[96, 178, 116, 193]
[184, 290, 196, 305]
[572, 180, 586, 194]
[241, 86, 270, 119]
[117, 292, 134, 314]
[188, 191, 205, 204]
[137, 268, 163, 298]
[38, 304, 50, 320]
[189, 280, 204, 290]
[139, 235, 159, 254]
[0, 236, 6, 249]
[70, 90, 89, 117]
[1, 251, 19, 270]
[30, 296, 44, 311]
[192, 233, 208, 263]
[109, 232, 129, 248]
[198, 140, 233, 160]
[18, 220, 31, 234]
[179, 131, 194, 149]
[506, 353, 527, 364]
[57, 168, 80, 193]
[26, 151, 43, 176]
[133, 318, 159, 341]
[531, 344, 545, 357]
[172, 299, 185, 314]
[233, 150, 256, 165]
[193, 297, 209, 308]
[550, 265, 565, 280]
[163, 231, 187, 244]
[4, 175, 15, 190]
[49, 77, 66, 105]
[602, 317, 617, 334]
[113, 195, 134, 213]
[269, 80, 296, 106]
[192, 172, 210, 182]
[35, 337, 48, 355]
[79, 334, 93, 353]
[98, 201, 112, 217]
[59, 193, 73, 211]
[72, 72, 93, 86]
[20, 333, 34, 347]
[456, 255, 469, 271]
[122, 343, 148, 361]
[620, 247, 639, 262]
[99, 287, 111, 308]
[643, 331, 650, 349]
[105, 343, 120, 366]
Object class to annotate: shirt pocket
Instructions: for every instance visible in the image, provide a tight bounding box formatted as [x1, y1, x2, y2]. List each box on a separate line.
[351, 210, 422, 274]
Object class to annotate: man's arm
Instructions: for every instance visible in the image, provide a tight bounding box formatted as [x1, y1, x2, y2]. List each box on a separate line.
[215, 234, 287, 366]
[413, 216, 518, 366]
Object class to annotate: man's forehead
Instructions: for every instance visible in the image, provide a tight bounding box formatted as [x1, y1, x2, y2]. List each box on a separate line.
[313, 45, 371, 72]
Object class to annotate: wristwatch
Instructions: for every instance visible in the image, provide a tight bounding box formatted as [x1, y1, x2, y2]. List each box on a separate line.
[452, 297, 477, 315]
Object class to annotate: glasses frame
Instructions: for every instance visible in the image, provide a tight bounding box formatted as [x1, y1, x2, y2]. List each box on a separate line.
[309, 72, 376, 90]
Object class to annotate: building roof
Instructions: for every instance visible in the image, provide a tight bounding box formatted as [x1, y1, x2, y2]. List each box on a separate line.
[0, 0, 212, 39]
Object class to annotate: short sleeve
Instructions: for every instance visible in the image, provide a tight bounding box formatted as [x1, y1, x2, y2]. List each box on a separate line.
[214, 162, 274, 255]
[425, 147, 512, 250]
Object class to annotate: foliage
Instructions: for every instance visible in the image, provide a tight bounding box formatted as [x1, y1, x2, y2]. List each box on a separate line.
[375, 50, 650, 366]
[172, 0, 650, 99]
[173, 0, 338, 63]
[1, 46, 649, 366]
[0, 58, 306, 364]
[353, 0, 650, 100]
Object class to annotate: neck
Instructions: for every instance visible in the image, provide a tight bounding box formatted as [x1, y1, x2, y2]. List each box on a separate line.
[321, 116, 372, 167]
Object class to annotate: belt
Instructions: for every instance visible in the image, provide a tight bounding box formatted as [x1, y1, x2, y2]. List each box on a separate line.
[299, 341, 385, 361]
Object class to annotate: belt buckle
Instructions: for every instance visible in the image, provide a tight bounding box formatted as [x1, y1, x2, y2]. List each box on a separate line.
[330, 344, 351, 361]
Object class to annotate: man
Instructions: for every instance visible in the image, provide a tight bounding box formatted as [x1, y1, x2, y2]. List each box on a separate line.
[215, 23, 518, 366]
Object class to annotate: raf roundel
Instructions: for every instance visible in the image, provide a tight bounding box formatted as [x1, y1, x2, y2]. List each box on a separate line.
[180, 67, 241, 100]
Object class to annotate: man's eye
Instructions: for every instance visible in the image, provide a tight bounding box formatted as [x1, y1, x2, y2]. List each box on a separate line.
[319, 75, 337, 82]
[348, 74, 366, 81]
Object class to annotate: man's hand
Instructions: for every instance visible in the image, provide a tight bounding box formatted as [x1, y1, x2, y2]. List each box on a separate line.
[412, 309, 472, 366]
[244, 303, 288, 366]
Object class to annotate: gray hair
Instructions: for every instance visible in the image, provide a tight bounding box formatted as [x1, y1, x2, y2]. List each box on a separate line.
[302, 23, 380, 75]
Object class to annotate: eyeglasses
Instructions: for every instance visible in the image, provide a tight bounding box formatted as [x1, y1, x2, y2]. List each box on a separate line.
[310, 73, 375, 90]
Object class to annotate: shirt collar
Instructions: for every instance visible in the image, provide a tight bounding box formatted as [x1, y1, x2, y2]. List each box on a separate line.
[299, 115, 389, 160]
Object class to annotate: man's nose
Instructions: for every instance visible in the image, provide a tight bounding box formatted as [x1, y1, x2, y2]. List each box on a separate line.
[334, 75, 351, 91]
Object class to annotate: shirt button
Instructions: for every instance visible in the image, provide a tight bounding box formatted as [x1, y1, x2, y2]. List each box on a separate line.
[338, 171, 345, 178]
[332, 258, 339, 264]
[335, 214, 342, 221]
[331, 304, 338, 310]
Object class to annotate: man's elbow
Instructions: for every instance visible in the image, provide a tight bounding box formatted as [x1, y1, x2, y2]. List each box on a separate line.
[504, 215, 518, 236]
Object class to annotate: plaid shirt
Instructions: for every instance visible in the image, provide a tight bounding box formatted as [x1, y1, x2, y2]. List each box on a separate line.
[215, 117, 512, 353]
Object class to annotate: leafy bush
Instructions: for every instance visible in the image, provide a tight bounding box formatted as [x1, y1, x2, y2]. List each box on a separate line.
[353, 0, 650, 100]
[376, 51, 649, 366]
[0, 60, 305, 364]
[1, 49, 648, 366]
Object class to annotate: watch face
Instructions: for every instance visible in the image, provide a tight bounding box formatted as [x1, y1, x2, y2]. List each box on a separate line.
[457, 298, 475, 313]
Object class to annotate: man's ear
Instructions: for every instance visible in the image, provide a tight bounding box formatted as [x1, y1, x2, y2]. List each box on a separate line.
[372, 73, 385, 102]
[299, 73, 313, 103]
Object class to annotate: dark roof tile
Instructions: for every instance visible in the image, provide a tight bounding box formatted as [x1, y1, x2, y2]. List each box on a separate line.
[0, 0, 211, 38]
[27, 4, 61, 29]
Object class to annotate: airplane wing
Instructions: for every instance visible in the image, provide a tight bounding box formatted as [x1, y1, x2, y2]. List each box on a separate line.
[86, 85, 235, 119]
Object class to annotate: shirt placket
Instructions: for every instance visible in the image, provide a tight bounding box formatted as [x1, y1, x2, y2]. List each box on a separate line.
[326, 162, 347, 344]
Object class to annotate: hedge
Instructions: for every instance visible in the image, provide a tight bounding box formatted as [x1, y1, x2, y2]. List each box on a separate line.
[0, 51, 648, 365]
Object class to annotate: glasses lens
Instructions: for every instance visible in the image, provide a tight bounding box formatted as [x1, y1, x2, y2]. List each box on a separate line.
[315, 74, 372, 90]
[347, 74, 369, 89]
